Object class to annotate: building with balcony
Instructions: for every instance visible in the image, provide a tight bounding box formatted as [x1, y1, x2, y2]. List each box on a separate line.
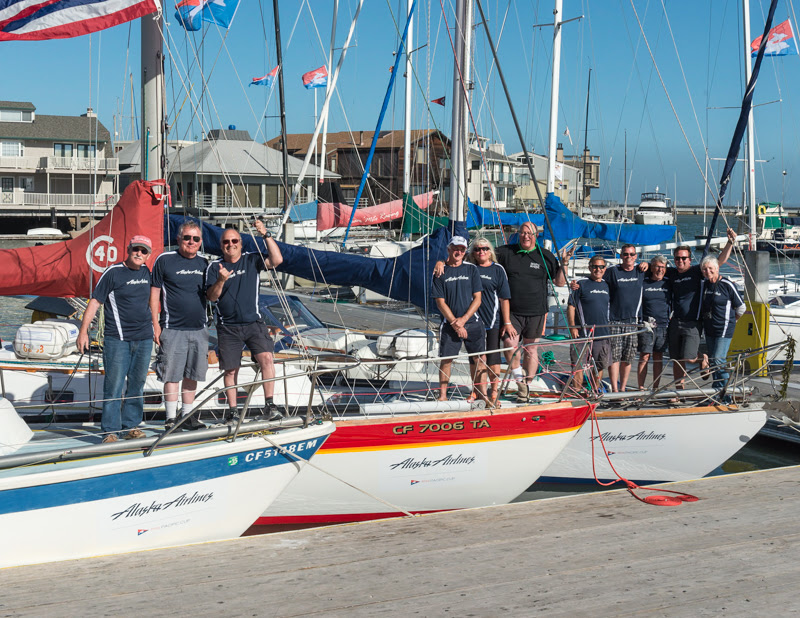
[510, 144, 598, 210]
[466, 137, 530, 210]
[0, 101, 119, 224]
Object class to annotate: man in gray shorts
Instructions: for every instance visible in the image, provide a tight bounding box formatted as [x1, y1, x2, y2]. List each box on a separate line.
[150, 221, 209, 430]
[206, 222, 284, 423]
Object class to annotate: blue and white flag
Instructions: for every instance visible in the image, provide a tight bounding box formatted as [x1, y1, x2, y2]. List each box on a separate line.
[175, 0, 240, 32]
[250, 65, 279, 87]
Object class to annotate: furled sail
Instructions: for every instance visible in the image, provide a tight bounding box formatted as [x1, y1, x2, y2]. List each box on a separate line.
[166, 214, 464, 308]
[316, 191, 437, 231]
[0, 181, 165, 297]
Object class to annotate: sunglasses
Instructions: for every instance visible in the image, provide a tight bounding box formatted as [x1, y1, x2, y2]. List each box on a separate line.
[473, 247, 490, 253]
[621, 252, 636, 257]
[222, 238, 240, 246]
[674, 255, 690, 261]
[590, 264, 606, 270]
[130, 247, 149, 255]
[181, 235, 201, 243]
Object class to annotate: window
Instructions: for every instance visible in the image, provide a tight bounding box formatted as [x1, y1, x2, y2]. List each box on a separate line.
[76, 144, 96, 158]
[471, 160, 480, 171]
[0, 109, 32, 122]
[54, 143, 73, 158]
[1, 141, 23, 156]
[496, 187, 505, 201]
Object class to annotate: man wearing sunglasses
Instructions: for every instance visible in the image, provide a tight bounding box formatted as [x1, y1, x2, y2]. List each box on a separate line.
[206, 222, 284, 423]
[77, 236, 154, 443]
[150, 221, 208, 431]
[667, 228, 737, 388]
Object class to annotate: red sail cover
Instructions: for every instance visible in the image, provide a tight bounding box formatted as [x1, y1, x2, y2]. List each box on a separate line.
[0, 180, 165, 297]
[316, 191, 436, 231]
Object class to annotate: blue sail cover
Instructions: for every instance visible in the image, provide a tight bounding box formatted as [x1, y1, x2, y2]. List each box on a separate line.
[542, 193, 675, 245]
[165, 215, 466, 309]
[286, 200, 317, 223]
[466, 200, 544, 229]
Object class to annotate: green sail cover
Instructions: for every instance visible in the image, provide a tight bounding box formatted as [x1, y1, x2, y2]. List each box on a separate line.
[401, 192, 448, 235]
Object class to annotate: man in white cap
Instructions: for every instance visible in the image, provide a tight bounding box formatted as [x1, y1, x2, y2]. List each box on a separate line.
[431, 235, 484, 401]
[77, 235, 154, 442]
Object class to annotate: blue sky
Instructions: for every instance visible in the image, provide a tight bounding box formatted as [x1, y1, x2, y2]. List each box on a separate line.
[5, 0, 800, 206]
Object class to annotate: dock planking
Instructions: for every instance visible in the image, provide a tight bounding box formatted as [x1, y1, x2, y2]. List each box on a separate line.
[3, 466, 800, 615]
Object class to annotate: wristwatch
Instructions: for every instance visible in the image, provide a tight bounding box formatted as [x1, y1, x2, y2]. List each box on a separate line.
[263, 231, 272, 238]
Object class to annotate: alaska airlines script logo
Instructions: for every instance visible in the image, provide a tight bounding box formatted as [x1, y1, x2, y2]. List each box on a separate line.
[111, 491, 214, 520]
[389, 453, 476, 470]
[591, 431, 666, 443]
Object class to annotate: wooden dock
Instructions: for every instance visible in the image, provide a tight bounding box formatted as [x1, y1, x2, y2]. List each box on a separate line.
[4, 466, 800, 615]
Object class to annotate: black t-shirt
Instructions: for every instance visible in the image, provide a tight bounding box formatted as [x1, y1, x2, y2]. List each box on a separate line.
[431, 262, 482, 323]
[152, 251, 209, 330]
[603, 265, 644, 321]
[569, 278, 610, 337]
[205, 253, 267, 325]
[699, 277, 744, 338]
[475, 263, 511, 330]
[641, 278, 671, 327]
[92, 263, 153, 341]
[495, 243, 559, 317]
[666, 264, 703, 321]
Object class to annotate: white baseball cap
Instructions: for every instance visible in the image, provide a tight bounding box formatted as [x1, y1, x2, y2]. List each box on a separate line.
[448, 236, 468, 248]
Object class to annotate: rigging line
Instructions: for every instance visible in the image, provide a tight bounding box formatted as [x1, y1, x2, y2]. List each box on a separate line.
[285, 0, 309, 49]
[473, 0, 510, 124]
[627, 0, 714, 218]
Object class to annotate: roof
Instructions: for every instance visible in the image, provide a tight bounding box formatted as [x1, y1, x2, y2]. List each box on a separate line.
[206, 128, 253, 141]
[0, 114, 111, 143]
[0, 101, 35, 111]
[168, 135, 337, 178]
[116, 140, 177, 168]
[266, 129, 448, 156]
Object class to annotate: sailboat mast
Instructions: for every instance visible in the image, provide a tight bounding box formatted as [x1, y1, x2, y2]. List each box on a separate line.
[546, 0, 563, 194]
[448, 0, 472, 224]
[403, 0, 414, 196]
[580, 68, 591, 218]
[141, 12, 165, 182]
[272, 0, 290, 210]
[320, 0, 339, 188]
[742, 0, 757, 248]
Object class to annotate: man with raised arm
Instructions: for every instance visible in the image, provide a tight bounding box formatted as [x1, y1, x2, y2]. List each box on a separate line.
[495, 221, 570, 402]
[150, 221, 209, 431]
[206, 222, 284, 423]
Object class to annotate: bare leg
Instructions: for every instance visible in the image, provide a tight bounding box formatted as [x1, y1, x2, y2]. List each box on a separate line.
[438, 359, 452, 401]
[618, 361, 632, 392]
[608, 361, 620, 393]
[637, 353, 651, 389]
[488, 363, 501, 400]
[522, 337, 539, 383]
[180, 378, 198, 405]
[254, 351, 276, 400]
[470, 358, 486, 400]
[652, 352, 663, 389]
[164, 381, 180, 404]
[223, 369, 239, 407]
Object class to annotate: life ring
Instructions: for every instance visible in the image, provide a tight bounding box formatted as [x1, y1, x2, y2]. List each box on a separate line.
[757, 204, 767, 215]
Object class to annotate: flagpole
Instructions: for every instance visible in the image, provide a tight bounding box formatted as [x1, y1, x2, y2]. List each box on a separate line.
[272, 0, 290, 212]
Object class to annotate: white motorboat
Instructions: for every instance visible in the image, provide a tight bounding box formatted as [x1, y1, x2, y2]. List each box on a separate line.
[0, 398, 334, 568]
[634, 191, 675, 226]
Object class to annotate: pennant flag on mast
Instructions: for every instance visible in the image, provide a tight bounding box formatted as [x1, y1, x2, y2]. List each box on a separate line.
[751, 19, 798, 56]
[250, 66, 279, 87]
[302, 66, 328, 89]
[175, 0, 241, 32]
[0, 0, 158, 40]
[432, 96, 446, 106]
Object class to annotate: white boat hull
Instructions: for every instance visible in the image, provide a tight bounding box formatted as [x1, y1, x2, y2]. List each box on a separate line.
[256, 401, 591, 525]
[0, 422, 334, 568]
[633, 211, 674, 226]
[538, 405, 767, 484]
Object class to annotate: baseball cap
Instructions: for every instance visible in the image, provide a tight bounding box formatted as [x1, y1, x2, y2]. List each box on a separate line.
[129, 235, 153, 251]
[448, 236, 468, 248]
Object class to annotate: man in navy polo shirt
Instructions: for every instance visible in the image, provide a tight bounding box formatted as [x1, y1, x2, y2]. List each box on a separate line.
[568, 255, 611, 389]
[150, 221, 208, 431]
[77, 235, 154, 443]
[206, 222, 283, 423]
[431, 236, 485, 402]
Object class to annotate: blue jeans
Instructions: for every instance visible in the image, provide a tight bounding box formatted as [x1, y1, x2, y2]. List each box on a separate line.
[705, 336, 732, 390]
[102, 337, 152, 434]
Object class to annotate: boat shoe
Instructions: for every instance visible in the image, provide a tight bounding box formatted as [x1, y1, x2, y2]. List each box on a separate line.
[124, 428, 146, 440]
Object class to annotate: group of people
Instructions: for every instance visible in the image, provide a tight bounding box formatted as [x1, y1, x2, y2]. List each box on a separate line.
[432, 221, 570, 404]
[433, 221, 745, 401]
[76, 220, 284, 442]
[567, 228, 744, 394]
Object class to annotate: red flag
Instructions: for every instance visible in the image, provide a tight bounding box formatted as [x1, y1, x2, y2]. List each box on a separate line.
[432, 96, 446, 106]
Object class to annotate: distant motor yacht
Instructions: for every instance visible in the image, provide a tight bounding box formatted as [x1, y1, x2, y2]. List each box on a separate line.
[634, 191, 675, 226]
